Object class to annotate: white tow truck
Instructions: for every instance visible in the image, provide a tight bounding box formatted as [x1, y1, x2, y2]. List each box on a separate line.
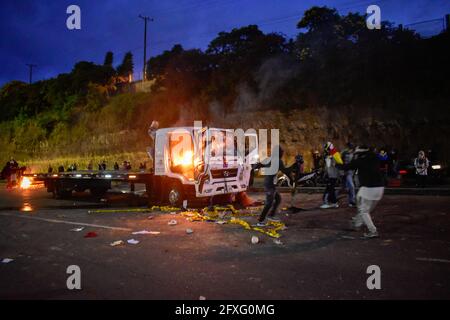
[26, 126, 258, 207]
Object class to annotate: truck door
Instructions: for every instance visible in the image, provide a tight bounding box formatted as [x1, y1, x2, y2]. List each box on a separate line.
[193, 127, 210, 196]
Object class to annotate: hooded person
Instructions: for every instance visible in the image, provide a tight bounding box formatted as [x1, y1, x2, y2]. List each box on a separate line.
[338, 145, 384, 238]
[254, 145, 292, 227]
[320, 142, 343, 209]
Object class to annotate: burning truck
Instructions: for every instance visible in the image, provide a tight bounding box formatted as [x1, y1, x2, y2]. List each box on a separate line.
[24, 125, 259, 208]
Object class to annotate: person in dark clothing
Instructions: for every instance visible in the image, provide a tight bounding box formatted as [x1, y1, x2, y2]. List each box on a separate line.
[48, 165, 53, 174]
[377, 149, 389, 185]
[114, 162, 120, 170]
[339, 146, 384, 238]
[58, 165, 64, 173]
[254, 146, 292, 226]
[312, 150, 322, 171]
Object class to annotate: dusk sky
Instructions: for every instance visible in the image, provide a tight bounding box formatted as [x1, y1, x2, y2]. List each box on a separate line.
[1, 0, 449, 86]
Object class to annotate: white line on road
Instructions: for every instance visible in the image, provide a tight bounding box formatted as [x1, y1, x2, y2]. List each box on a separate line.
[0, 212, 132, 231]
[416, 257, 450, 264]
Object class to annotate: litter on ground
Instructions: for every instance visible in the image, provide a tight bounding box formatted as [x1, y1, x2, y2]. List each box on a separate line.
[110, 240, 124, 247]
[70, 227, 85, 232]
[251, 236, 259, 244]
[127, 239, 140, 245]
[84, 231, 98, 238]
[168, 220, 178, 226]
[2, 258, 14, 264]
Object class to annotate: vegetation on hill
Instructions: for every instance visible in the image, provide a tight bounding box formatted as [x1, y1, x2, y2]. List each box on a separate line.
[0, 6, 449, 169]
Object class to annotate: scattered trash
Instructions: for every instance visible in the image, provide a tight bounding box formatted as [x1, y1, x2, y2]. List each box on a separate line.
[148, 215, 154, 220]
[148, 231, 161, 235]
[215, 220, 226, 225]
[110, 240, 124, 247]
[168, 220, 178, 226]
[251, 236, 259, 244]
[186, 228, 193, 234]
[132, 230, 153, 235]
[182, 200, 188, 209]
[169, 212, 177, 215]
[273, 239, 283, 245]
[127, 239, 140, 245]
[341, 235, 356, 240]
[84, 231, 98, 238]
[70, 227, 85, 232]
[2, 258, 14, 264]
[199, 296, 206, 300]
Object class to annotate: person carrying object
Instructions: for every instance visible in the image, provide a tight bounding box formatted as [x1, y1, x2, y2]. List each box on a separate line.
[254, 145, 292, 227]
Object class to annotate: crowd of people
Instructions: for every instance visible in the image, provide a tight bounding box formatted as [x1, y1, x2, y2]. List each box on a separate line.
[254, 142, 436, 239]
[47, 160, 148, 173]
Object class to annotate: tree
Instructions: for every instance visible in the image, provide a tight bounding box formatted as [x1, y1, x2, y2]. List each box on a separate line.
[117, 52, 134, 80]
[103, 51, 114, 67]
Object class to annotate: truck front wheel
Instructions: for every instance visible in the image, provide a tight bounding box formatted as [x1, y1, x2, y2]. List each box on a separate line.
[167, 182, 184, 207]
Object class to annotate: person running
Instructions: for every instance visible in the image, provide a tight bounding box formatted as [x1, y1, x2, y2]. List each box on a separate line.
[339, 145, 384, 239]
[255, 146, 292, 227]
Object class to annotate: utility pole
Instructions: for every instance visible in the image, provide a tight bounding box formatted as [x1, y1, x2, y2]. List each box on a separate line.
[26, 64, 37, 84]
[138, 15, 153, 81]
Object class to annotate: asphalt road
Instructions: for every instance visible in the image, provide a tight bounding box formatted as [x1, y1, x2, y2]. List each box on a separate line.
[1, 183, 450, 299]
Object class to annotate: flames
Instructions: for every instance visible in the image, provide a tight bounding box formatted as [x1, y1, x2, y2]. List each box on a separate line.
[173, 150, 194, 167]
[20, 177, 32, 189]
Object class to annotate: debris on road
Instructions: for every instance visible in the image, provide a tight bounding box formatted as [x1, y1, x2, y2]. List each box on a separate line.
[186, 228, 193, 234]
[110, 240, 124, 247]
[70, 227, 85, 232]
[168, 220, 178, 226]
[2, 258, 14, 264]
[132, 230, 153, 235]
[199, 296, 206, 300]
[251, 236, 259, 244]
[84, 231, 98, 238]
[273, 239, 283, 245]
[148, 215, 154, 220]
[127, 239, 140, 245]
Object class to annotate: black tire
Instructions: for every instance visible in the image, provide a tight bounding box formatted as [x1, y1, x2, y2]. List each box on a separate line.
[166, 181, 184, 207]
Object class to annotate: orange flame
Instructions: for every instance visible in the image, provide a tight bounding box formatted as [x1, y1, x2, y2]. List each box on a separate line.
[20, 177, 32, 189]
[173, 150, 194, 167]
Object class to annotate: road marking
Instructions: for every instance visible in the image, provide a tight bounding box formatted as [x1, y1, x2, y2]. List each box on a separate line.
[416, 257, 450, 264]
[0, 212, 132, 231]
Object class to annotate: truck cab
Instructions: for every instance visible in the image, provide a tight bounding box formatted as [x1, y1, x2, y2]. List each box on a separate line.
[150, 126, 257, 206]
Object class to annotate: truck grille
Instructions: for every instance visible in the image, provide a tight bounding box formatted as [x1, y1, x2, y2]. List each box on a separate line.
[210, 168, 238, 179]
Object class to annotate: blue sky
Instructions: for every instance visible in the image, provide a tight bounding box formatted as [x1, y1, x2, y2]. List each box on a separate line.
[0, 0, 449, 86]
